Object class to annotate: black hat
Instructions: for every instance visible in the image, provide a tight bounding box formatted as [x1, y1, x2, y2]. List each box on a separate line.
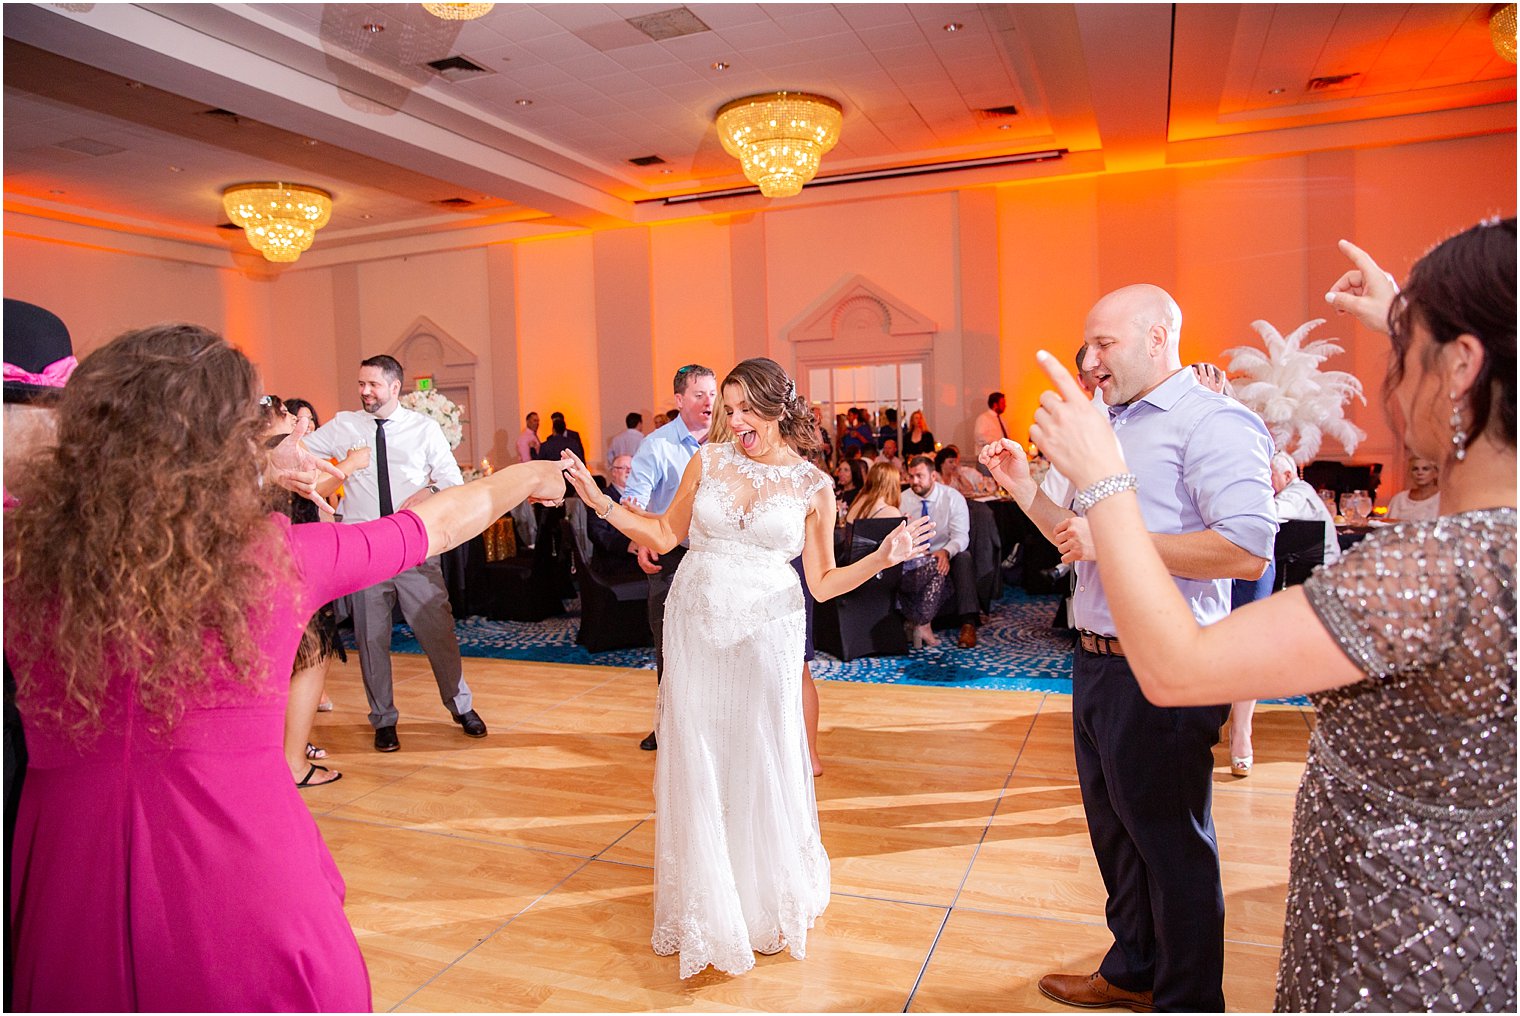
[3, 299, 74, 404]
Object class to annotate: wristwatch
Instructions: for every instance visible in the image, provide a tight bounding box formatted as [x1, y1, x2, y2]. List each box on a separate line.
[427, 484, 440, 494]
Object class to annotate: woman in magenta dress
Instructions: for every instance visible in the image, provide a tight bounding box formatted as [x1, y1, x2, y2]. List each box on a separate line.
[2, 323, 566, 1011]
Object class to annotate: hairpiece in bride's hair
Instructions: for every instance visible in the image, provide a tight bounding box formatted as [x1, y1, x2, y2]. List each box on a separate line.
[784, 378, 797, 405]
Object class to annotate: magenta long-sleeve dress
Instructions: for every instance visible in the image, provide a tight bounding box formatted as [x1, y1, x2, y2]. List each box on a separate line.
[7, 511, 432, 1012]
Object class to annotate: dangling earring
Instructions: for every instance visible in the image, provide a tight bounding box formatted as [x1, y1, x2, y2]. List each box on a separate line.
[1450, 392, 1468, 462]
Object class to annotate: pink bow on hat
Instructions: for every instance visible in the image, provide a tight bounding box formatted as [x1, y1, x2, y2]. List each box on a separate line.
[3, 355, 77, 389]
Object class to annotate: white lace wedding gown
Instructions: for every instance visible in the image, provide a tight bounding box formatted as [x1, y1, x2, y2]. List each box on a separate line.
[651, 440, 833, 978]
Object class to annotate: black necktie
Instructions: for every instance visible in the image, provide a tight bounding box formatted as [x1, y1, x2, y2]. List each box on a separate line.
[375, 418, 394, 516]
[998, 415, 1007, 438]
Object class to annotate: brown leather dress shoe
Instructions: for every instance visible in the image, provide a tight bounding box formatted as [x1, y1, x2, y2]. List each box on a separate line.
[1037, 972, 1155, 1012]
[957, 623, 978, 649]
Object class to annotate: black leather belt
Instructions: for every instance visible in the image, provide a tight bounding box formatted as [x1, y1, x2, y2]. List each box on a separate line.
[1078, 630, 1125, 657]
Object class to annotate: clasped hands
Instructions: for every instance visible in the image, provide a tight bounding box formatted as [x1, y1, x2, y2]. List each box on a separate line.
[269, 417, 346, 513]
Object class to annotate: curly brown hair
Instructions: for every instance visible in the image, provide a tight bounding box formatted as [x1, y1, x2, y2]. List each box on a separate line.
[4, 323, 293, 739]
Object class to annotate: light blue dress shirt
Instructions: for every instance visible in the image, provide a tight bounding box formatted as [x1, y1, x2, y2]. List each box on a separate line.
[1072, 368, 1277, 637]
[622, 416, 703, 514]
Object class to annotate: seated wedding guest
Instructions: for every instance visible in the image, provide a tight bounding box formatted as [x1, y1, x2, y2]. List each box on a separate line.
[3, 322, 568, 1012]
[902, 409, 936, 456]
[901, 455, 978, 648]
[589, 454, 643, 583]
[877, 437, 905, 478]
[608, 412, 645, 463]
[935, 445, 996, 498]
[1385, 455, 1441, 520]
[1271, 451, 1341, 567]
[516, 410, 541, 463]
[833, 458, 866, 508]
[845, 460, 907, 524]
[1004, 220, 1515, 1011]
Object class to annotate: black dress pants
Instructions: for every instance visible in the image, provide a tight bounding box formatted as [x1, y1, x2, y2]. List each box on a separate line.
[1072, 647, 1229, 1012]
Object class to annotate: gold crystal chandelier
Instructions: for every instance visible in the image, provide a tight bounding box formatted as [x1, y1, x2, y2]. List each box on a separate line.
[421, 3, 494, 20]
[1492, 3, 1517, 63]
[716, 92, 843, 198]
[221, 182, 334, 264]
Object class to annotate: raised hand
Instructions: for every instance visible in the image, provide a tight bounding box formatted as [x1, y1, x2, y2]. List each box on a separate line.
[557, 449, 599, 504]
[1029, 350, 1128, 491]
[877, 514, 935, 567]
[979, 438, 1030, 493]
[1324, 239, 1399, 335]
[273, 417, 346, 513]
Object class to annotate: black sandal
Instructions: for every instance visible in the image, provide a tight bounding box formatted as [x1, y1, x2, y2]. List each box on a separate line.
[296, 763, 342, 788]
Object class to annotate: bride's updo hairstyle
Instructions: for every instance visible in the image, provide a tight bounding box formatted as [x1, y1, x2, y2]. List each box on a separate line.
[718, 357, 822, 456]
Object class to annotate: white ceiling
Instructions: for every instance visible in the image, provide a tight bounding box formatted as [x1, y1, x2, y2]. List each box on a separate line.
[3, 2, 1514, 264]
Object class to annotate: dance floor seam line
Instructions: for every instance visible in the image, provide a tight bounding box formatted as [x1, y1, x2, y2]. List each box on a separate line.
[318, 810, 617, 864]
[384, 855, 601, 1014]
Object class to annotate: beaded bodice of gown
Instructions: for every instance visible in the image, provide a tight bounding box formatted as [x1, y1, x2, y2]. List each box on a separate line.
[1280, 508, 1516, 1011]
[689, 441, 821, 560]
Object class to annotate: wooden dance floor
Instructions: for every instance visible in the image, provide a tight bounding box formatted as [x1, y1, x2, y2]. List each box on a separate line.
[305, 653, 1312, 1012]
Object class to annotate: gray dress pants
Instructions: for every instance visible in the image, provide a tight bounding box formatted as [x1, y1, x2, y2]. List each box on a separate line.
[351, 555, 471, 729]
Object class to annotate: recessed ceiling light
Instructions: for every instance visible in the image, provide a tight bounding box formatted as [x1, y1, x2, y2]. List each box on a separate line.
[168, 165, 183, 172]
[660, 168, 674, 174]
[302, 138, 319, 146]
[48, 189, 64, 194]
[1268, 87, 1286, 95]
[125, 81, 145, 89]
[711, 61, 729, 71]
[515, 98, 533, 106]
[997, 123, 1011, 130]
[360, 213, 373, 220]
[943, 22, 963, 32]
[361, 22, 384, 33]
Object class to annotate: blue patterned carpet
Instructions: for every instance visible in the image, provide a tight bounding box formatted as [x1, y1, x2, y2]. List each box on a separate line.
[368, 588, 1078, 694]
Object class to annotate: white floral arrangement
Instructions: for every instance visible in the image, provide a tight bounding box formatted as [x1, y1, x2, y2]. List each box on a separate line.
[1223, 318, 1366, 464]
[399, 388, 464, 449]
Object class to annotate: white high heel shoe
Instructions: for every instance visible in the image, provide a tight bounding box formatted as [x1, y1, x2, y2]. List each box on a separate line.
[1230, 755, 1253, 777]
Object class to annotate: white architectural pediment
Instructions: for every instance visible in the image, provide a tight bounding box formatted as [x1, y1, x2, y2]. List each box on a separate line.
[787, 275, 938, 345]
[388, 316, 478, 384]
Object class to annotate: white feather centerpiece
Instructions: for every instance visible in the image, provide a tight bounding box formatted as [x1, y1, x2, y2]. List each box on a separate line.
[1223, 318, 1367, 464]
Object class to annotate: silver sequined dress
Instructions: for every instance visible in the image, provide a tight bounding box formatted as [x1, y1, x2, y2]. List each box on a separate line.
[1283, 508, 1517, 1011]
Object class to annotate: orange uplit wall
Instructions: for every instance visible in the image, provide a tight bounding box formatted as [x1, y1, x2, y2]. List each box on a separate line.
[514, 236, 601, 462]
[5, 131, 1514, 484]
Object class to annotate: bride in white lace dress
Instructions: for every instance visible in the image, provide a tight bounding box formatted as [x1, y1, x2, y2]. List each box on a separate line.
[560, 358, 932, 978]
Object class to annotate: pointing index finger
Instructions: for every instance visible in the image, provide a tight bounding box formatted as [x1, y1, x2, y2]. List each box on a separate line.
[1035, 349, 1087, 403]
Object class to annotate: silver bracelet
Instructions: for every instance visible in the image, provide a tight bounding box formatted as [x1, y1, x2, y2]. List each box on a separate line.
[597, 499, 617, 520]
[1073, 473, 1138, 514]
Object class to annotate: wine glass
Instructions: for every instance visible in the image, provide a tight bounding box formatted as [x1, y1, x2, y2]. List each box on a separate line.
[1339, 492, 1355, 520]
[1353, 490, 1372, 523]
[1319, 488, 1338, 515]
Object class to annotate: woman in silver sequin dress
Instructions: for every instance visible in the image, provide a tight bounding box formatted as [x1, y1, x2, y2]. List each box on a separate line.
[559, 358, 934, 979]
[986, 219, 1516, 1011]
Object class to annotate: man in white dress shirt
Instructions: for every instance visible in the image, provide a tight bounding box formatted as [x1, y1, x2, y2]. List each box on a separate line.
[973, 391, 1008, 460]
[900, 456, 979, 648]
[303, 354, 485, 753]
